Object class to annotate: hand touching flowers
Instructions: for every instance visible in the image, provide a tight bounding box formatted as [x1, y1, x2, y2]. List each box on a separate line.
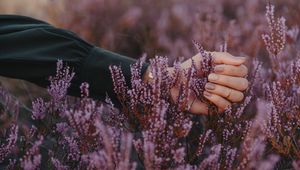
[170, 52, 248, 115]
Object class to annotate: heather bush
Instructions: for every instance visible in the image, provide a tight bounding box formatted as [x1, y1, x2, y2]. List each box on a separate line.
[49, 0, 299, 60]
[0, 1, 300, 170]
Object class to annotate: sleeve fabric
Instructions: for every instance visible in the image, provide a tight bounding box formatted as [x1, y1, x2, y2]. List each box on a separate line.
[0, 15, 149, 102]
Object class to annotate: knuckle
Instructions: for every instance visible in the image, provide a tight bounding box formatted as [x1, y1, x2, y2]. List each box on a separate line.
[230, 66, 236, 74]
[236, 92, 245, 102]
[224, 76, 231, 84]
[194, 53, 202, 61]
[223, 52, 230, 56]
[211, 51, 217, 56]
[224, 52, 234, 59]
[211, 52, 219, 62]
[225, 88, 231, 97]
[211, 51, 217, 55]
[211, 94, 221, 104]
[210, 94, 217, 101]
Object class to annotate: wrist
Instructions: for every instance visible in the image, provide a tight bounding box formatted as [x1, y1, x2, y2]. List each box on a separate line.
[167, 67, 175, 77]
[142, 66, 153, 82]
[142, 66, 175, 83]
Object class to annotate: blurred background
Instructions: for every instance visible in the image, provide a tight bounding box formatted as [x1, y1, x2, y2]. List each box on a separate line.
[0, 0, 299, 107]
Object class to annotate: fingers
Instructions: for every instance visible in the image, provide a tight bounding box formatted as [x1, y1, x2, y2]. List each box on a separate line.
[208, 73, 249, 91]
[173, 52, 249, 115]
[214, 64, 248, 77]
[171, 87, 209, 115]
[205, 83, 244, 102]
[182, 53, 202, 70]
[189, 98, 209, 115]
[211, 52, 246, 66]
[203, 91, 231, 112]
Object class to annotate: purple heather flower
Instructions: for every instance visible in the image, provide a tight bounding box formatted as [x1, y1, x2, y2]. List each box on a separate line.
[65, 93, 99, 137]
[235, 96, 252, 119]
[28, 126, 37, 139]
[262, 4, 286, 56]
[64, 136, 80, 161]
[80, 151, 107, 170]
[102, 96, 127, 129]
[224, 147, 237, 170]
[5, 159, 17, 170]
[198, 144, 221, 170]
[80, 82, 90, 98]
[93, 119, 136, 170]
[172, 147, 185, 164]
[143, 141, 156, 169]
[256, 155, 279, 170]
[0, 125, 18, 163]
[56, 122, 70, 135]
[0, 87, 20, 116]
[287, 26, 299, 43]
[51, 157, 69, 170]
[31, 98, 48, 120]
[116, 133, 136, 170]
[193, 41, 213, 77]
[21, 155, 42, 170]
[262, 4, 287, 72]
[237, 135, 272, 170]
[293, 160, 300, 170]
[48, 60, 75, 107]
[109, 65, 128, 101]
[290, 59, 300, 85]
[196, 129, 212, 157]
[20, 136, 43, 170]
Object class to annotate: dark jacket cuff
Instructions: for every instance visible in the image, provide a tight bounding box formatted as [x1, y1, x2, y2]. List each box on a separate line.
[80, 47, 149, 101]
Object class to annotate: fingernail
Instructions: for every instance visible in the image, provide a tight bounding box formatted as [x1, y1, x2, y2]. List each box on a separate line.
[205, 83, 215, 90]
[208, 73, 219, 81]
[203, 91, 212, 97]
[214, 65, 224, 73]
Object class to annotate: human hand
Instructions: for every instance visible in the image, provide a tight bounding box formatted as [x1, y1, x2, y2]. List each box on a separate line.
[169, 52, 248, 115]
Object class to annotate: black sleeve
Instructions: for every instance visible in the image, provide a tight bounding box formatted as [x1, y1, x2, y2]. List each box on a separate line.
[0, 15, 149, 102]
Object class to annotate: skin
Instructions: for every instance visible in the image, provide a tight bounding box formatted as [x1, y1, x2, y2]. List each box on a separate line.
[144, 52, 249, 115]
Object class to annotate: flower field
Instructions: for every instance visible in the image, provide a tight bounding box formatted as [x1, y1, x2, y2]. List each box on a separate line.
[0, 0, 300, 169]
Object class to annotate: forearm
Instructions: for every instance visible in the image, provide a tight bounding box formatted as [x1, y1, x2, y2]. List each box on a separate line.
[0, 15, 149, 103]
[80, 47, 149, 101]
